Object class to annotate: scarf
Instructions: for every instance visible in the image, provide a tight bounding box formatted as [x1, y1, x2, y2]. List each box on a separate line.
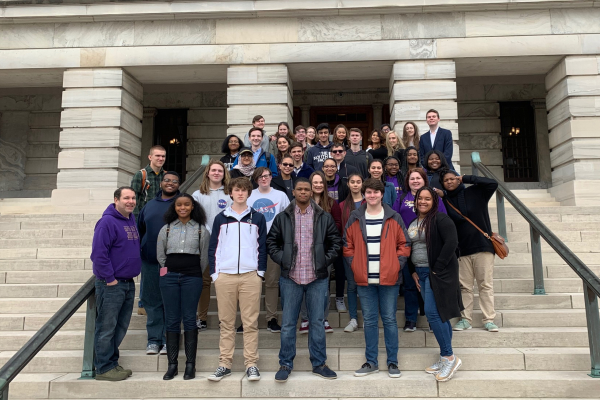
[233, 162, 255, 177]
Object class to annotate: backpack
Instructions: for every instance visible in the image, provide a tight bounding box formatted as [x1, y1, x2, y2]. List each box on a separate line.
[140, 169, 150, 202]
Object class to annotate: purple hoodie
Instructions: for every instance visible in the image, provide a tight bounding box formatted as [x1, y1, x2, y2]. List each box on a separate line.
[392, 191, 447, 228]
[91, 204, 141, 283]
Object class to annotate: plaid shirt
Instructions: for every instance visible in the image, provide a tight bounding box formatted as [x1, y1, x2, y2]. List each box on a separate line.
[289, 204, 316, 285]
[131, 164, 164, 219]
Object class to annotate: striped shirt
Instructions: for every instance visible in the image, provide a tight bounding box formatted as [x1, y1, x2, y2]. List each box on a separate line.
[289, 205, 316, 285]
[365, 208, 384, 284]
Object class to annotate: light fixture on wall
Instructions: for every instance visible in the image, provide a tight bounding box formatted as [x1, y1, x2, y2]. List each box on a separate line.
[169, 138, 180, 145]
[509, 127, 520, 136]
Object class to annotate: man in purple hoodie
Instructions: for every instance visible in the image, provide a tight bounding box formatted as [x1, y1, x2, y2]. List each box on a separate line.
[91, 187, 142, 381]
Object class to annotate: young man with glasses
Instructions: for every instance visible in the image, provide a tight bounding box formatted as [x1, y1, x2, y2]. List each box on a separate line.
[344, 128, 373, 179]
[137, 172, 182, 355]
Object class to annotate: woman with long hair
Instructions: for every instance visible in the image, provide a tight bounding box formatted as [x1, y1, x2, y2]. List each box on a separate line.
[424, 150, 450, 193]
[269, 122, 296, 156]
[408, 187, 462, 382]
[333, 124, 349, 149]
[367, 159, 397, 207]
[366, 129, 388, 161]
[321, 158, 347, 202]
[339, 173, 364, 332]
[386, 131, 406, 162]
[402, 122, 420, 151]
[191, 159, 231, 331]
[297, 171, 343, 334]
[275, 136, 292, 166]
[306, 126, 317, 145]
[392, 168, 446, 333]
[384, 156, 403, 198]
[400, 146, 422, 182]
[271, 155, 296, 200]
[220, 135, 241, 171]
[157, 194, 209, 381]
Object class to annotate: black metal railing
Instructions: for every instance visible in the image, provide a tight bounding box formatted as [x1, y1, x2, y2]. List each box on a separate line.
[471, 151, 600, 378]
[0, 155, 211, 399]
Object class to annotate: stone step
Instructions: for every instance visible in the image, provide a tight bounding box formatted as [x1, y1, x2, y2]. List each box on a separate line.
[495, 265, 600, 279]
[0, 229, 64, 239]
[510, 221, 600, 232]
[0, 347, 591, 374]
[4, 270, 94, 284]
[20, 221, 97, 230]
[0, 238, 92, 249]
[0, 213, 85, 221]
[10, 371, 598, 399]
[0, 327, 591, 352]
[0, 259, 86, 271]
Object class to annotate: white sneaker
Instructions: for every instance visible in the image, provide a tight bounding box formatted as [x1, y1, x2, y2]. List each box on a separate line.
[344, 318, 358, 332]
[299, 319, 309, 334]
[335, 297, 347, 313]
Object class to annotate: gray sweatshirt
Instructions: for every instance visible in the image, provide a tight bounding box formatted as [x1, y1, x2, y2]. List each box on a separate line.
[192, 186, 232, 233]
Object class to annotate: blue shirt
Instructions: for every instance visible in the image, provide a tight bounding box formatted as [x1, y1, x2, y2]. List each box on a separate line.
[253, 147, 262, 165]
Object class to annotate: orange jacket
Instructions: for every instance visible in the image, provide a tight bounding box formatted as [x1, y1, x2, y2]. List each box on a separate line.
[343, 204, 411, 286]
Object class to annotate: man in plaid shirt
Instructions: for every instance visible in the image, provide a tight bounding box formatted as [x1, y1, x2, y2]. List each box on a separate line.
[266, 178, 341, 382]
[131, 145, 166, 221]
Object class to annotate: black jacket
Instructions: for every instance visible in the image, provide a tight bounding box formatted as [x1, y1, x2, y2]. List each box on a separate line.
[229, 170, 258, 189]
[271, 175, 296, 201]
[443, 175, 497, 257]
[267, 199, 342, 280]
[408, 212, 463, 322]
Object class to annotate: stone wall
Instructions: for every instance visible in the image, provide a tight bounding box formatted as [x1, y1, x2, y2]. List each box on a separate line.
[0, 90, 61, 193]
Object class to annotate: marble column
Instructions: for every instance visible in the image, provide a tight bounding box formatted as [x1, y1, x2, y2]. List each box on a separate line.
[389, 60, 459, 172]
[545, 55, 600, 206]
[300, 105, 310, 127]
[372, 103, 383, 132]
[0, 111, 28, 191]
[531, 99, 552, 187]
[53, 68, 143, 206]
[140, 108, 157, 168]
[227, 64, 293, 140]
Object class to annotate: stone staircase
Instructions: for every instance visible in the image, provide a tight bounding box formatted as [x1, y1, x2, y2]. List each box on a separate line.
[1, 190, 600, 399]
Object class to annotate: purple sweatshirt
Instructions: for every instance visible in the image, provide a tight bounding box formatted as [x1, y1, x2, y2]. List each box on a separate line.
[91, 204, 141, 283]
[392, 191, 447, 228]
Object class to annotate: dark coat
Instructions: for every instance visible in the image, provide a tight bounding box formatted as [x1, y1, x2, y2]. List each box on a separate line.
[419, 127, 455, 170]
[408, 212, 463, 322]
[229, 169, 258, 189]
[266, 199, 342, 280]
[271, 175, 296, 201]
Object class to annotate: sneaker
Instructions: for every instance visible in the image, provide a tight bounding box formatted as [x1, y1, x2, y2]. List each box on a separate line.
[403, 321, 417, 332]
[388, 363, 401, 378]
[484, 322, 499, 332]
[355, 362, 379, 377]
[453, 319, 472, 331]
[146, 343, 159, 355]
[344, 318, 358, 332]
[116, 365, 132, 377]
[267, 318, 281, 333]
[137, 306, 146, 316]
[324, 320, 334, 333]
[275, 365, 292, 382]
[246, 366, 261, 381]
[208, 366, 232, 381]
[435, 356, 462, 382]
[197, 319, 207, 331]
[336, 297, 347, 312]
[312, 364, 337, 379]
[95, 367, 128, 381]
[159, 345, 167, 355]
[428, 324, 433, 332]
[425, 356, 444, 374]
[299, 320, 309, 334]
[236, 324, 243, 334]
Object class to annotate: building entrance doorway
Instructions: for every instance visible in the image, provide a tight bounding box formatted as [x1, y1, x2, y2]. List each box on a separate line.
[154, 109, 188, 180]
[310, 106, 373, 149]
[499, 102, 539, 182]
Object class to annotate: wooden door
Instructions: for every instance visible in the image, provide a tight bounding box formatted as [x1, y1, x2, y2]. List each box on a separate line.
[310, 106, 373, 148]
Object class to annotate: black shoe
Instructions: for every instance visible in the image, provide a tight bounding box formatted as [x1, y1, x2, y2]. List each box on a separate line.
[183, 330, 197, 380]
[236, 324, 244, 334]
[163, 331, 179, 380]
[312, 364, 337, 380]
[267, 318, 281, 333]
[275, 365, 291, 382]
[403, 321, 417, 332]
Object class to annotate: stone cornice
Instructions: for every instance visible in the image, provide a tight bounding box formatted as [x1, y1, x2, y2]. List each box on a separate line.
[1, 0, 598, 24]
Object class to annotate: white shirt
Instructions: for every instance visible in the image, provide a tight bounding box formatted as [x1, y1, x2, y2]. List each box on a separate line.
[248, 187, 290, 232]
[430, 127, 439, 148]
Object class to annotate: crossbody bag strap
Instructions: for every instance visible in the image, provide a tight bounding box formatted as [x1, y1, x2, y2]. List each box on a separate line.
[446, 201, 491, 240]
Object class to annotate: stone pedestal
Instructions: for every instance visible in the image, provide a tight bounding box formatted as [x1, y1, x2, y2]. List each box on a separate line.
[372, 103, 383, 131]
[0, 111, 29, 191]
[389, 60, 459, 172]
[532, 99, 552, 187]
[52, 68, 143, 206]
[300, 105, 310, 128]
[545, 55, 600, 206]
[226, 64, 293, 139]
[140, 108, 156, 169]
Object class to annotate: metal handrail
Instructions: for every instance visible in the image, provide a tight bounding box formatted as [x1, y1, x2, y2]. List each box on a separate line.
[0, 155, 211, 399]
[471, 151, 600, 378]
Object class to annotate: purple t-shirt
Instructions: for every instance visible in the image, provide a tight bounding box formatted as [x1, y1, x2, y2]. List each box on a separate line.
[386, 175, 401, 198]
[392, 191, 447, 228]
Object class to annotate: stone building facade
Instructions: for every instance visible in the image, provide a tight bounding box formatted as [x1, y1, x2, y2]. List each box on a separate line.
[0, 1, 598, 205]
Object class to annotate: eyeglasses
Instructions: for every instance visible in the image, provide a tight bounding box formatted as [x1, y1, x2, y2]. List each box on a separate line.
[258, 174, 272, 180]
[281, 163, 294, 168]
[386, 163, 399, 168]
[331, 150, 345, 154]
[163, 179, 179, 184]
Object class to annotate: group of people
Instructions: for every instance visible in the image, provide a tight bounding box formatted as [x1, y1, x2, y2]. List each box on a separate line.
[90, 108, 500, 386]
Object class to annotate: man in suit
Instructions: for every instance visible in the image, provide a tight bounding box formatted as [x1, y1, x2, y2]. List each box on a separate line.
[419, 109, 455, 171]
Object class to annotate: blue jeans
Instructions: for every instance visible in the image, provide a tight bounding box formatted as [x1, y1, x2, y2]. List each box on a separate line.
[343, 259, 358, 320]
[416, 267, 453, 357]
[403, 265, 419, 323]
[94, 279, 135, 375]
[356, 284, 399, 367]
[279, 277, 329, 369]
[159, 272, 203, 332]
[140, 260, 165, 346]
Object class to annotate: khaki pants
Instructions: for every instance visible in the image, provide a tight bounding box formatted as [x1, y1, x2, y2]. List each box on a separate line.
[458, 252, 496, 324]
[264, 256, 281, 322]
[196, 266, 211, 321]
[214, 271, 262, 369]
